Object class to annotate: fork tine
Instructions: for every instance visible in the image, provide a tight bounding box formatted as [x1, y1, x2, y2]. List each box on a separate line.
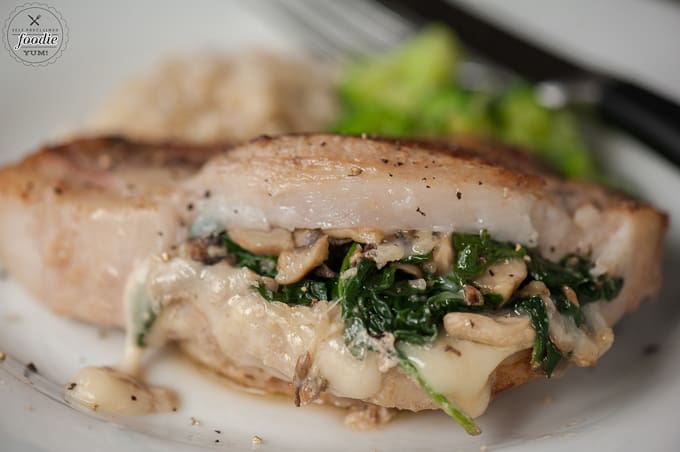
[332, 0, 414, 45]
[251, 0, 415, 60]
[301, 0, 411, 54]
[280, 0, 379, 56]
[248, 0, 347, 61]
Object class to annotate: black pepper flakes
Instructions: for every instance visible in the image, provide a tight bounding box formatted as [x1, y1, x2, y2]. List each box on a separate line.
[53, 187, 63, 195]
[67, 382, 77, 390]
[381, 158, 389, 164]
[388, 173, 393, 177]
[204, 190, 211, 198]
[416, 207, 426, 216]
[214, 429, 222, 434]
[456, 191, 462, 200]
[24, 362, 38, 378]
[186, 203, 194, 211]
[426, 185, 431, 189]
[643, 343, 660, 356]
[131, 395, 137, 401]
[478, 181, 483, 185]
[215, 439, 220, 444]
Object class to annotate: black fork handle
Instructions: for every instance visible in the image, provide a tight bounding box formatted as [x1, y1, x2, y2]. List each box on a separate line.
[598, 81, 680, 167]
[378, 0, 680, 168]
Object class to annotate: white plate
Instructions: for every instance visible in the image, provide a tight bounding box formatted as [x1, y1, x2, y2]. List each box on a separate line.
[1, 2, 680, 451]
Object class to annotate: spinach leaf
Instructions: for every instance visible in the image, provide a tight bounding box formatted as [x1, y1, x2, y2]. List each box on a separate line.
[514, 295, 563, 376]
[220, 232, 278, 277]
[256, 279, 331, 306]
[340, 259, 457, 348]
[400, 251, 433, 264]
[452, 230, 525, 285]
[527, 251, 623, 306]
[336, 244, 482, 434]
[526, 250, 623, 327]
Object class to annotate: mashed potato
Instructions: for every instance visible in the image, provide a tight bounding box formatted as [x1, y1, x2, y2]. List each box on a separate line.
[88, 52, 338, 143]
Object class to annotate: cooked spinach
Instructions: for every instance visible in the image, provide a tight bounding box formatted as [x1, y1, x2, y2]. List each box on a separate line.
[513, 295, 563, 376]
[527, 251, 623, 305]
[338, 254, 471, 350]
[220, 232, 278, 277]
[451, 230, 525, 285]
[130, 287, 157, 347]
[256, 279, 331, 306]
[210, 228, 623, 433]
[219, 229, 621, 373]
[337, 231, 529, 352]
[335, 243, 482, 433]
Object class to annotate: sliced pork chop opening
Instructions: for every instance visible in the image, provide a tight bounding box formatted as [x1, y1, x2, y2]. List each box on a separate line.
[127, 225, 625, 433]
[0, 134, 666, 434]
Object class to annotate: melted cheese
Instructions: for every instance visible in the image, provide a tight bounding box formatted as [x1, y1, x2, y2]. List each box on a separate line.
[314, 334, 382, 399]
[68, 251, 613, 420]
[400, 336, 525, 417]
[66, 366, 177, 415]
[112, 257, 532, 417]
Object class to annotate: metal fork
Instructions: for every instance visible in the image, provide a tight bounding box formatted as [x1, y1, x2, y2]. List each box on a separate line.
[248, 0, 516, 92]
[249, 0, 414, 61]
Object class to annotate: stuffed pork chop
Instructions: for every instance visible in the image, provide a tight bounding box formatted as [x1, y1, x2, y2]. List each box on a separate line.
[0, 134, 667, 433]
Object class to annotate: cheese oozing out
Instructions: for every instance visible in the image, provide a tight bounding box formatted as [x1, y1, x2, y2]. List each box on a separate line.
[64, 229, 614, 420]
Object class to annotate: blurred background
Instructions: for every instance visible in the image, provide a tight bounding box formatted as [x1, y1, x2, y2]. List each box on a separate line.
[1, 0, 679, 183]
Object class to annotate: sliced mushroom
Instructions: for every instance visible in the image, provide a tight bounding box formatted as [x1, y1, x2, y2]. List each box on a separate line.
[462, 284, 484, 306]
[518, 280, 551, 298]
[228, 227, 294, 255]
[364, 242, 404, 269]
[543, 296, 613, 367]
[474, 257, 528, 305]
[325, 228, 384, 244]
[432, 232, 453, 275]
[276, 235, 329, 284]
[443, 312, 535, 349]
[391, 263, 423, 278]
[410, 230, 436, 256]
[293, 229, 323, 248]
